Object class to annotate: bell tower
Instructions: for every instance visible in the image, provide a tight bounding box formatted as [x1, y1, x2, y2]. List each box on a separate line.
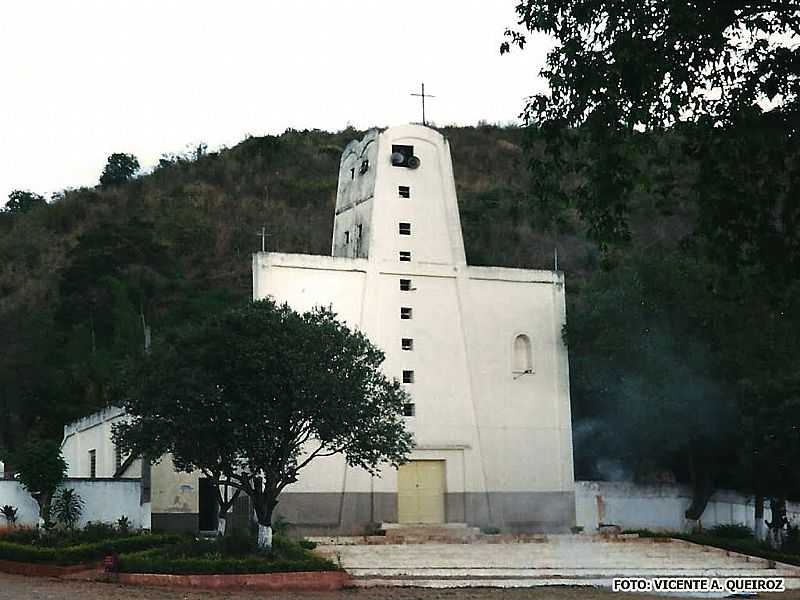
[331, 125, 467, 266]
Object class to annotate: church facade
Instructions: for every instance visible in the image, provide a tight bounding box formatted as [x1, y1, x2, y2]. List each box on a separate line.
[254, 124, 575, 532]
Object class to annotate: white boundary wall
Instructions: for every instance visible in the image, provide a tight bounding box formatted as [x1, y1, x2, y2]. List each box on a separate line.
[0, 479, 148, 529]
[576, 481, 800, 533]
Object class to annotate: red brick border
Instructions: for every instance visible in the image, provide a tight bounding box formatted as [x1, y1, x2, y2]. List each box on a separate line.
[0, 559, 99, 578]
[116, 570, 351, 591]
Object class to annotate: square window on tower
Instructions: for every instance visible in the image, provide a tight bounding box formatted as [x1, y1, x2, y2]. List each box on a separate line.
[402, 370, 415, 384]
[398, 186, 411, 198]
[400, 306, 413, 319]
[402, 338, 414, 351]
[403, 403, 416, 417]
[399, 222, 411, 235]
[399, 251, 411, 261]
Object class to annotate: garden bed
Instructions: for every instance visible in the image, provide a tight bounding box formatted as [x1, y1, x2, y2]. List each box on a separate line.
[0, 531, 181, 565]
[629, 527, 800, 567]
[117, 534, 338, 575]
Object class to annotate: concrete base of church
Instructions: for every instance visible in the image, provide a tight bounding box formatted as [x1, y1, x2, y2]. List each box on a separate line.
[151, 512, 199, 533]
[275, 491, 576, 536]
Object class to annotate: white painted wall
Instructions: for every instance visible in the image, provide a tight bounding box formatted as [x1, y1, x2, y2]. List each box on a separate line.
[61, 406, 141, 479]
[575, 481, 800, 533]
[0, 479, 40, 526]
[0, 479, 147, 529]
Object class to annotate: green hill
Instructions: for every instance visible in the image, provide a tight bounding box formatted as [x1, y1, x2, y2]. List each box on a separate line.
[0, 124, 594, 459]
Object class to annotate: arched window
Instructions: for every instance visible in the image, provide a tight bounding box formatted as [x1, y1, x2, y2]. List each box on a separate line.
[512, 334, 533, 374]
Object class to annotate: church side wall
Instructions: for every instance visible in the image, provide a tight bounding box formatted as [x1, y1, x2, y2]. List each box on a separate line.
[459, 268, 576, 531]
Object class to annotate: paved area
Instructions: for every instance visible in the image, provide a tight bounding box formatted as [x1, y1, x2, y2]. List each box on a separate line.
[316, 535, 800, 589]
[0, 572, 758, 600]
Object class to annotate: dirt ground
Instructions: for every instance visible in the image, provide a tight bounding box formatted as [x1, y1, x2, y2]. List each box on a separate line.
[3, 574, 800, 600]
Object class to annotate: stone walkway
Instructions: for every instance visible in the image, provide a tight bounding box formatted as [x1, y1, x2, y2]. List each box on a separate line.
[315, 535, 800, 589]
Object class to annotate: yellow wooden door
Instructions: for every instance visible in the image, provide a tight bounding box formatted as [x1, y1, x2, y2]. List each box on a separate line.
[397, 460, 446, 523]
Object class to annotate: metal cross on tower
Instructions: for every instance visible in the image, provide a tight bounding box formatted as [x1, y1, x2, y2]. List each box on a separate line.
[256, 225, 272, 253]
[411, 83, 435, 126]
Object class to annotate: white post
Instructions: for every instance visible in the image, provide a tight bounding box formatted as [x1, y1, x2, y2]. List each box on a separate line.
[217, 516, 226, 537]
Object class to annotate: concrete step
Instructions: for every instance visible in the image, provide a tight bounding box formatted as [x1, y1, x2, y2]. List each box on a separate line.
[380, 522, 481, 541]
[315, 536, 800, 590]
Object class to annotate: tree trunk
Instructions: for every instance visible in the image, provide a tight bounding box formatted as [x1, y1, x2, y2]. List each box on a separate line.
[754, 494, 765, 541]
[214, 482, 241, 537]
[217, 516, 227, 537]
[767, 497, 787, 549]
[252, 486, 277, 550]
[257, 523, 273, 550]
[684, 444, 714, 522]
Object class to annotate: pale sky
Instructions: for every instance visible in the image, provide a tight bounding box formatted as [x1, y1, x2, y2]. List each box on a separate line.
[0, 1, 551, 205]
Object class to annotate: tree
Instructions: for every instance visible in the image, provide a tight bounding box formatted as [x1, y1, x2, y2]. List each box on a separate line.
[567, 246, 739, 509]
[11, 438, 67, 526]
[503, 0, 800, 529]
[99, 153, 140, 187]
[2, 190, 46, 215]
[502, 1, 799, 128]
[114, 299, 413, 548]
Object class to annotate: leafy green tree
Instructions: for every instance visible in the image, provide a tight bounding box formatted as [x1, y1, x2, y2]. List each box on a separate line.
[99, 153, 140, 187]
[567, 246, 739, 507]
[504, 0, 800, 530]
[12, 438, 67, 526]
[2, 190, 46, 215]
[114, 299, 413, 548]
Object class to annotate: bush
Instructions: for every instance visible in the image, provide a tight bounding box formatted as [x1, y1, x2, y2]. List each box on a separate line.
[707, 524, 753, 540]
[117, 516, 130, 535]
[1, 505, 18, 525]
[298, 539, 317, 550]
[116, 533, 337, 575]
[0, 534, 182, 565]
[51, 488, 84, 529]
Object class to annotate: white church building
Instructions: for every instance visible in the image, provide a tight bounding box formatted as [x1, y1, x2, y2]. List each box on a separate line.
[56, 124, 576, 534]
[253, 124, 576, 532]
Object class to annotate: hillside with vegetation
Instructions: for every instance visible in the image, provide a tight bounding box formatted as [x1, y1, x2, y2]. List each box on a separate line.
[0, 125, 595, 460]
[2, 119, 798, 522]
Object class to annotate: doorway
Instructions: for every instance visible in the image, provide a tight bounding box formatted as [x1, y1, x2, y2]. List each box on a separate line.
[398, 460, 446, 523]
[198, 477, 219, 532]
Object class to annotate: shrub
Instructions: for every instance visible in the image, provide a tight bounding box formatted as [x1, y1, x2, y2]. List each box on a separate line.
[118, 554, 336, 575]
[0, 533, 182, 565]
[0, 527, 38, 545]
[51, 489, 84, 529]
[80, 522, 118, 544]
[707, 524, 753, 540]
[116, 533, 336, 574]
[117, 516, 130, 535]
[1, 505, 18, 526]
[298, 539, 317, 550]
[783, 524, 800, 555]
